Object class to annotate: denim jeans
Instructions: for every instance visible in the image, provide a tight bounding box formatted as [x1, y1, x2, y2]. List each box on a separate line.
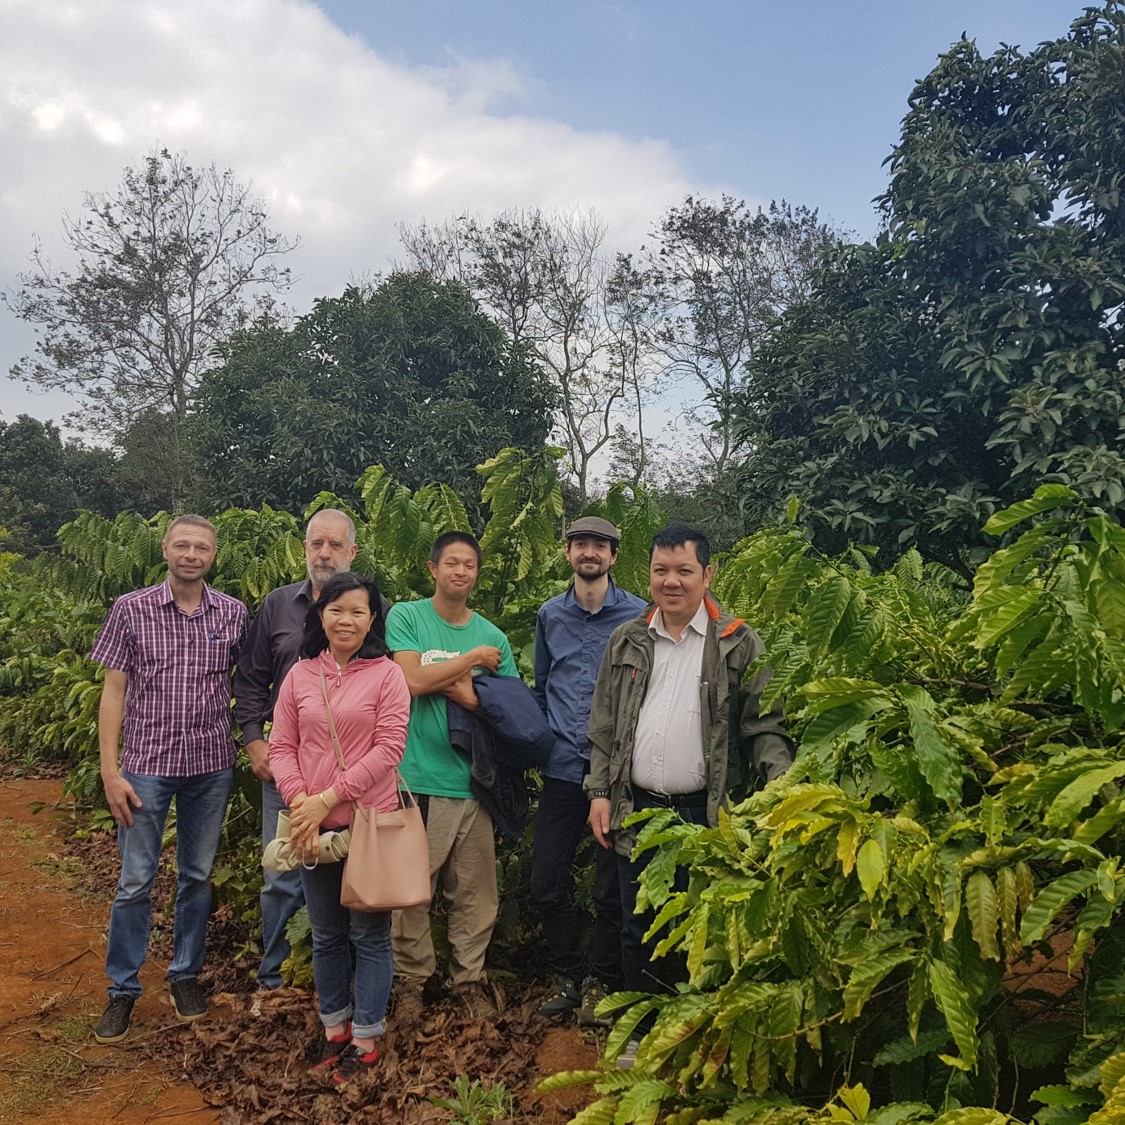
[529, 776, 622, 987]
[301, 859, 392, 1039]
[105, 767, 234, 998]
[258, 778, 305, 988]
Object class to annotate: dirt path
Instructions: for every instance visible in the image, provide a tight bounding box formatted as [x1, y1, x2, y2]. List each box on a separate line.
[0, 775, 217, 1123]
[0, 774, 602, 1122]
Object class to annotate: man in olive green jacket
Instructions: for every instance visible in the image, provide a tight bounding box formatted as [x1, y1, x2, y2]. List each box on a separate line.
[584, 525, 792, 1050]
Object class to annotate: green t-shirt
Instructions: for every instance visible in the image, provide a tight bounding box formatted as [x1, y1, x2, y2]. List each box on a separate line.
[385, 598, 518, 797]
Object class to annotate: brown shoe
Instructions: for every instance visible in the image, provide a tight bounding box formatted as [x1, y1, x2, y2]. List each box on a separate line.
[393, 983, 424, 1029]
[452, 979, 501, 1020]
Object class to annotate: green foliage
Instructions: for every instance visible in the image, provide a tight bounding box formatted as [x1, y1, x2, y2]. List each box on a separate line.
[735, 5, 1125, 574]
[570, 489, 1125, 1124]
[280, 908, 314, 988]
[429, 1075, 515, 1123]
[192, 273, 556, 521]
[0, 416, 125, 556]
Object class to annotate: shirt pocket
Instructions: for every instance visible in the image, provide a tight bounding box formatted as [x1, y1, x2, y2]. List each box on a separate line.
[201, 635, 237, 675]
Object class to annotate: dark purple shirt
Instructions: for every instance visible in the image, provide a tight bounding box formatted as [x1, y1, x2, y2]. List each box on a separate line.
[233, 579, 393, 745]
[91, 581, 248, 777]
[232, 580, 313, 745]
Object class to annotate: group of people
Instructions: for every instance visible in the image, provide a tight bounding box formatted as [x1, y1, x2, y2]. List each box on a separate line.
[89, 506, 792, 1082]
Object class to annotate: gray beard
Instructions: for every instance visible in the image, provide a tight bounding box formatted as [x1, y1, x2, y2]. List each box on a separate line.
[308, 562, 348, 585]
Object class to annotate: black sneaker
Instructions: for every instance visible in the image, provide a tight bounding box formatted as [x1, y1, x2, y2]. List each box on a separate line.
[93, 995, 136, 1043]
[170, 978, 207, 1023]
[332, 1041, 380, 1085]
[538, 975, 580, 1019]
[309, 1025, 351, 1072]
[577, 977, 612, 1029]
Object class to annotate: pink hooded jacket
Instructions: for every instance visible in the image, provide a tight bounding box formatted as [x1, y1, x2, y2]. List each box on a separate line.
[268, 650, 410, 829]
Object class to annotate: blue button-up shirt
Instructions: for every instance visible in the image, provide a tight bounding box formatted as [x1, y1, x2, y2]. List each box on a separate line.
[533, 579, 647, 783]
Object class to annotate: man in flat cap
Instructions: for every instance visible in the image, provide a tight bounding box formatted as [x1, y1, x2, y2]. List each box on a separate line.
[530, 516, 646, 1024]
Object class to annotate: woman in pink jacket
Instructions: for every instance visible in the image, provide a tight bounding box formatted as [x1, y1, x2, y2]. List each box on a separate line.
[268, 573, 410, 1085]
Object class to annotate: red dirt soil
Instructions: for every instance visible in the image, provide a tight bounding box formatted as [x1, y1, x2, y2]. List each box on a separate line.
[0, 774, 601, 1122]
[0, 775, 217, 1123]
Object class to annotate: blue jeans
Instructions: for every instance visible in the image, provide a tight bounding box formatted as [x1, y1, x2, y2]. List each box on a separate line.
[106, 767, 234, 998]
[301, 859, 392, 1039]
[258, 778, 305, 988]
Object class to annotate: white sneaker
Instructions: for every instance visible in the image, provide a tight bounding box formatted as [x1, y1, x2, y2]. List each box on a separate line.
[616, 1037, 640, 1069]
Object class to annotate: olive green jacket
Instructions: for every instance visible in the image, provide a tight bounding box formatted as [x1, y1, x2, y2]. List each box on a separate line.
[584, 594, 792, 856]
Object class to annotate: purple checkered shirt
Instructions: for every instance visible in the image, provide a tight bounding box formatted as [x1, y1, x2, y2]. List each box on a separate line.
[91, 581, 249, 777]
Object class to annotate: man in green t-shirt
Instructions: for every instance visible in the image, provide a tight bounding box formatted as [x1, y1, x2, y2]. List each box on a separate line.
[385, 531, 517, 1022]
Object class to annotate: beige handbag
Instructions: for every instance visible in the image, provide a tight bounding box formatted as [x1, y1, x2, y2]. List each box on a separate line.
[318, 666, 432, 912]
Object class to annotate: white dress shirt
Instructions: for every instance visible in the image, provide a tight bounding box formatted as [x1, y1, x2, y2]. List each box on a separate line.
[630, 600, 708, 795]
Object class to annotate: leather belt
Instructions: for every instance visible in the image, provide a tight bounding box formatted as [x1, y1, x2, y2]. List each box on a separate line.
[634, 787, 708, 810]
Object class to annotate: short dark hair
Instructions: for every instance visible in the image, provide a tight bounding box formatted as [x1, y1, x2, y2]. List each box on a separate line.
[301, 573, 390, 660]
[164, 514, 216, 542]
[649, 525, 711, 569]
[429, 531, 483, 570]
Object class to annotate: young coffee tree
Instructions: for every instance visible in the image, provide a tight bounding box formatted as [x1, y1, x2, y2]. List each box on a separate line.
[546, 486, 1125, 1125]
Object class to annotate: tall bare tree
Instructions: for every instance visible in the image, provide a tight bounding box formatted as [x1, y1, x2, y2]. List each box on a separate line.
[643, 197, 839, 477]
[399, 207, 659, 506]
[4, 148, 297, 506]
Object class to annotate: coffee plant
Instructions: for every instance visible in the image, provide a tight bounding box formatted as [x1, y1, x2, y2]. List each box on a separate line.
[0, 449, 664, 984]
[544, 486, 1124, 1124]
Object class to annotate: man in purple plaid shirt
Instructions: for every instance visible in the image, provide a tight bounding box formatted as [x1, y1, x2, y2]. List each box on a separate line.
[90, 514, 248, 1044]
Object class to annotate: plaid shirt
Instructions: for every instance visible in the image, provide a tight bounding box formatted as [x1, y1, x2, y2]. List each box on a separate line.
[91, 581, 249, 777]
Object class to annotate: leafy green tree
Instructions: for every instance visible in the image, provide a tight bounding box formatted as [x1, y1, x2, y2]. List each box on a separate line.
[191, 273, 555, 521]
[0, 415, 123, 554]
[735, 5, 1125, 576]
[4, 148, 296, 507]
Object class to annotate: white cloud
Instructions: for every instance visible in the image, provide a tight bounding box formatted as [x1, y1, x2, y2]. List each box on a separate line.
[0, 0, 712, 424]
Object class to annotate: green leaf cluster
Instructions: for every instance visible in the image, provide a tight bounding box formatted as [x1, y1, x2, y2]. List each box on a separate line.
[733, 6, 1125, 575]
[568, 489, 1125, 1125]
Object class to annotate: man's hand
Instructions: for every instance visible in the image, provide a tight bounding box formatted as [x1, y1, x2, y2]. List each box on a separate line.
[245, 738, 273, 781]
[442, 673, 480, 711]
[588, 797, 612, 848]
[472, 645, 503, 674]
[103, 771, 142, 828]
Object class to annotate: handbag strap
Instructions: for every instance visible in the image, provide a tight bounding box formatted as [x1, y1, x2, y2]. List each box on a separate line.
[318, 661, 411, 806]
[318, 663, 349, 774]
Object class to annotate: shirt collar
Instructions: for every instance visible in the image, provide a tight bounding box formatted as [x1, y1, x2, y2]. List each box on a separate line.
[156, 580, 214, 614]
[649, 598, 709, 642]
[293, 578, 314, 602]
[563, 576, 624, 612]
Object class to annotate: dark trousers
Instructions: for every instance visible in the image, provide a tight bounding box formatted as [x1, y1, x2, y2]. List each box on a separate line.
[616, 787, 709, 996]
[529, 776, 622, 987]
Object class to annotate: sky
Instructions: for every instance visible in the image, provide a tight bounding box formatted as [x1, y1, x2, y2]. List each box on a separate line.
[0, 0, 1081, 432]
